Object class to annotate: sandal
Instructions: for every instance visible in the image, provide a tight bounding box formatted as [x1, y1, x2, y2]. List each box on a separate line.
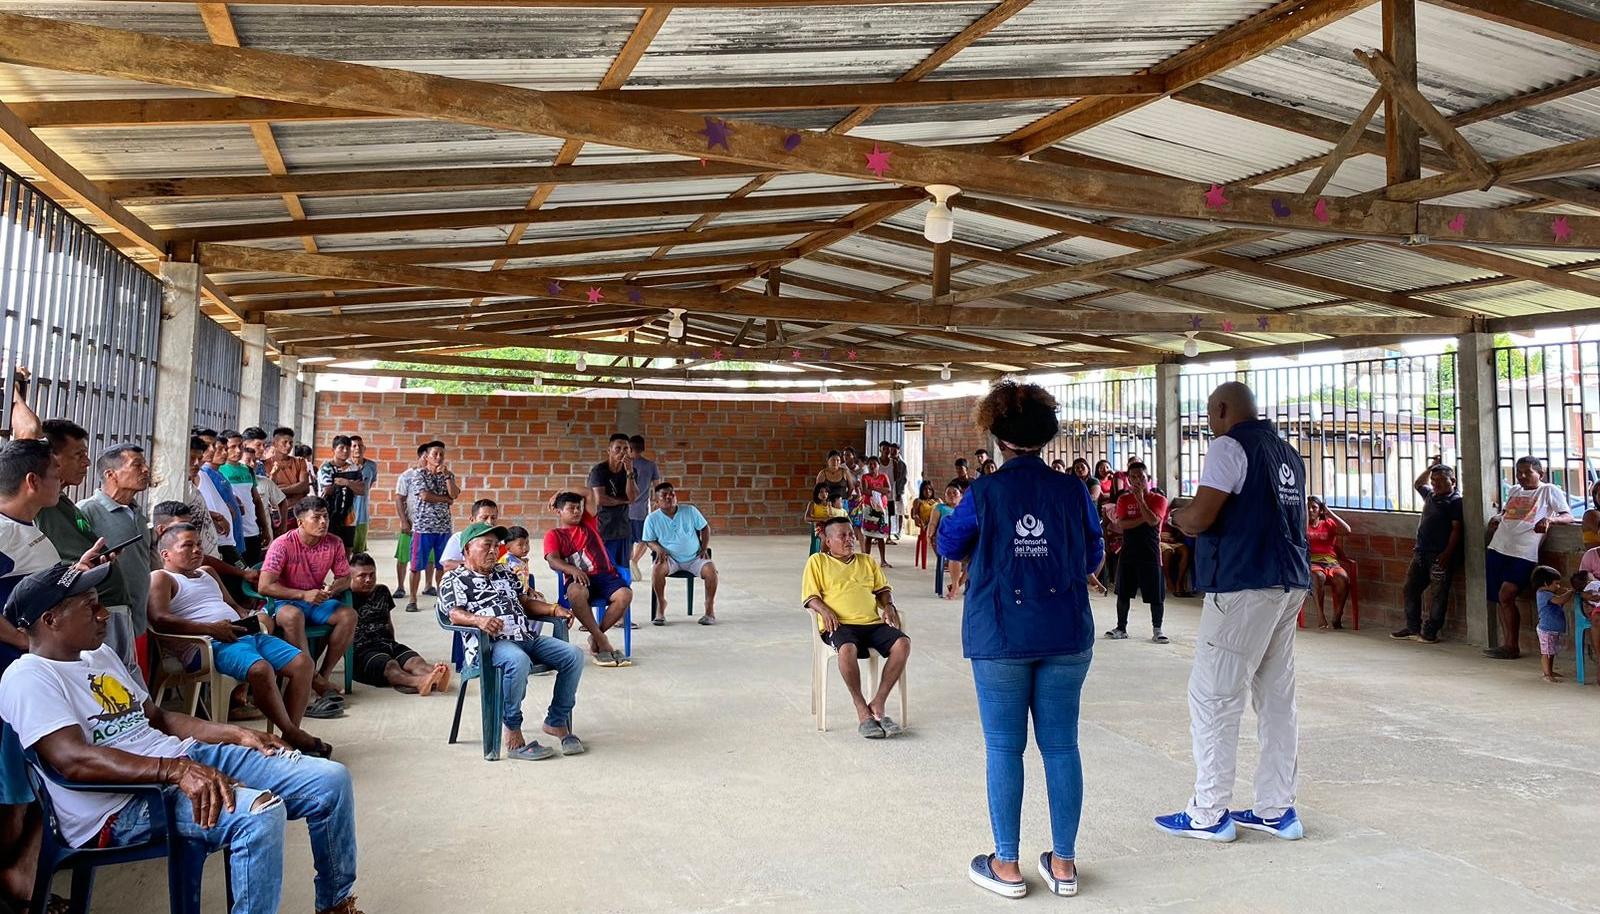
[404, 602, 420, 613]
[1037, 852, 1078, 897]
[968, 855, 1026, 899]
[592, 652, 619, 668]
[559, 734, 586, 756]
[506, 742, 557, 761]
[304, 696, 345, 719]
[651, 615, 665, 626]
[611, 651, 633, 667]
[698, 615, 716, 626]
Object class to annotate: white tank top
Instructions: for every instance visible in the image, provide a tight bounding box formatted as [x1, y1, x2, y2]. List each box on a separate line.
[158, 569, 237, 625]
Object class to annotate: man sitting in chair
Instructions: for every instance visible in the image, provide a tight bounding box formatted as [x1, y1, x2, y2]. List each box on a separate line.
[544, 492, 634, 668]
[257, 497, 356, 715]
[0, 562, 363, 914]
[442, 522, 584, 761]
[147, 525, 334, 755]
[641, 482, 719, 626]
[802, 516, 909, 739]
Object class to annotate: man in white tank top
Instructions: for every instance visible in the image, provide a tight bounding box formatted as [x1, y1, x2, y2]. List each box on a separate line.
[146, 525, 332, 757]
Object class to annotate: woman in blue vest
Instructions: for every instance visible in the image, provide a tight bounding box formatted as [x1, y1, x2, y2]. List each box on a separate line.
[937, 381, 1104, 899]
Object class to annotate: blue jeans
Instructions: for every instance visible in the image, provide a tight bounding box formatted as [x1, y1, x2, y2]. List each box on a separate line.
[492, 637, 584, 731]
[108, 743, 357, 914]
[971, 650, 1093, 863]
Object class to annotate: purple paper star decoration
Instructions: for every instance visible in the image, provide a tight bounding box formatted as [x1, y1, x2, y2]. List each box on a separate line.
[1448, 212, 1467, 234]
[626, 287, 643, 304]
[865, 144, 891, 178]
[1189, 316, 1204, 330]
[586, 287, 603, 304]
[1204, 184, 1228, 209]
[1257, 316, 1270, 331]
[1270, 198, 1291, 218]
[1554, 216, 1573, 242]
[700, 117, 733, 151]
[1221, 319, 1236, 333]
[546, 280, 563, 296]
[783, 132, 803, 152]
[1313, 198, 1330, 223]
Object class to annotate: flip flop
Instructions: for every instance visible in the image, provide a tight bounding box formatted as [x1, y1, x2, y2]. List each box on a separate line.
[592, 652, 620, 668]
[698, 615, 716, 626]
[506, 742, 557, 761]
[611, 651, 633, 667]
[877, 715, 903, 737]
[404, 603, 420, 613]
[651, 615, 665, 626]
[559, 734, 586, 756]
[304, 696, 345, 719]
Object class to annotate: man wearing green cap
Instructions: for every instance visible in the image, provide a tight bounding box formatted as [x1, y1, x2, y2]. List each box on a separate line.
[440, 522, 586, 761]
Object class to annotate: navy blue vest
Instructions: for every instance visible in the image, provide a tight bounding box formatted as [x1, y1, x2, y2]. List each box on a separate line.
[1194, 420, 1311, 593]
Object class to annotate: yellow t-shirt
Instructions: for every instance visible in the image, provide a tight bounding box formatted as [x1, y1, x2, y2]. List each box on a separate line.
[911, 498, 936, 526]
[806, 502, 846, 523]
[802, 551, 889, 631]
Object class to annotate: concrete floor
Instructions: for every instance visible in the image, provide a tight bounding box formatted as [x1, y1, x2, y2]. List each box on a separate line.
[91, 535, 1598, 913]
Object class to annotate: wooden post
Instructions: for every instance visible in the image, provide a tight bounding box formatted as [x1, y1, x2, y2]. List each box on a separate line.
[1383, 0, 1422, 184]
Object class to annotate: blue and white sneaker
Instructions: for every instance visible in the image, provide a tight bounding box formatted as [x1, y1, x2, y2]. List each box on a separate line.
[1230, 807, 1304, 840]
[1153, 810, 1237, 842]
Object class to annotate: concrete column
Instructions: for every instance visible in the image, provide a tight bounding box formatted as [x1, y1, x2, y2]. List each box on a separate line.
[1154, 362, 1182, 493]
[298, 369, 317, 446]
[237, 323, 267, 431]
[615, 397, 640, 436]
[151, 262, 201, 505]
[1456, 332, 1498, 647]
[889, 388, 904, 419]
[278, 355, 300, 435]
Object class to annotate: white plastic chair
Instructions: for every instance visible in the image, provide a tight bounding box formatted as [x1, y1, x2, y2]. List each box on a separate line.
[154, 633, 273, 735]
[809, 615, 908, 732]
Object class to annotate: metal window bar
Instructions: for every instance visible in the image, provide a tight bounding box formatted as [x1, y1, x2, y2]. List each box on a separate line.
[1491, 341, 1600, 514]
[1042, 376, 1158, 480]
[0, 164, 161, 484]
[1178, 353, 1458, 513]
[259, 358, 281, 430]
[190, 313, 242, 432]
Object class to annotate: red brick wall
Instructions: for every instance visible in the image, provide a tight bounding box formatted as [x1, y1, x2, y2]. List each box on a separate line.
[316, 391, 889, 537]
[912, 394, 986, 488]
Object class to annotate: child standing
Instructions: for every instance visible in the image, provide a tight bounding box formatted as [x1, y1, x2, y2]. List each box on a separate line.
[930, 483, 967, 599]
[804, 482, 845, 555]
[1532, 565, 1571, 682]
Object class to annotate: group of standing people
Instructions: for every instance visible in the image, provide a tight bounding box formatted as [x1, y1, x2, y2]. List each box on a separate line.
[812, 441, 910, 566]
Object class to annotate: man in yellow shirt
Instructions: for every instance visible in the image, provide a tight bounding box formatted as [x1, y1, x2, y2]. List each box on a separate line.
[802, 517, 910, 739]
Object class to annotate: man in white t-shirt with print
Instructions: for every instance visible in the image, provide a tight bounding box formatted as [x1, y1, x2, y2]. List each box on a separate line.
[0, 562, 362, 914]
[1484, 455, 1573, 660]
[641, 483, 718, 625]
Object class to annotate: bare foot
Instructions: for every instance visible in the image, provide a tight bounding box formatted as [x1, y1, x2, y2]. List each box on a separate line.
[430, 663, 451, 693]
[1047, 853, 1076, 880]
[312, 674, 343, 697]
[1543, 673, 1558, 682]
[504, 728, 526, 752]
[882, 561, 893, 568]
[541, 722, 570, 740]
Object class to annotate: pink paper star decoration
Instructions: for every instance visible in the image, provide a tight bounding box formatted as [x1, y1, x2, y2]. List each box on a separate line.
[847, 350, 859, 360]
[546, 280, 563, 296]
[711, 348, 724, 360]
[791, 349, 802, 360]
[1554, 216, 1573, 242]
[1313, 198, 1330, 223]
[586, 287, 603, 303]
[699, 117, 732, 151]
[865, 144, 891, 178]
[1203, 184, 1228, 209]
[1221, 319, 1236, 333]
[1448, 212, 1467, 234]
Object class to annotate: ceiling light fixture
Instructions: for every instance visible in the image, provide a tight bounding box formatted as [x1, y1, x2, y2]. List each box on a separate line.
[923, 184, 961, 244]
[666, 308, 687, 339]
[940, 363, 952, 381]
[575, 355, 587, 372]
[1182, 332, 1199, 358]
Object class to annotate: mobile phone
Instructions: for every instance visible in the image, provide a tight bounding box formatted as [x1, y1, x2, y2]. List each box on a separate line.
[103, 532, 145, 555]
[232, 614, 262, 634]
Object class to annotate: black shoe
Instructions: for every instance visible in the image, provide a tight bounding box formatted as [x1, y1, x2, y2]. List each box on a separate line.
[1417, 633, 1440, 644]
[1390, 628, 1417, 640]
[1483, 646, 1519, 660]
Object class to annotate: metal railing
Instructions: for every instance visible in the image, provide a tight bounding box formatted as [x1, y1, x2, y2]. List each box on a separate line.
[191, 314, 242, 432]
[1043, 376, 1158, 475]
[1491, 341, 1600, 512]
[260, 358, 282, 430]
[1179, 353, 1458, 512]
[0, 164, 161, 455]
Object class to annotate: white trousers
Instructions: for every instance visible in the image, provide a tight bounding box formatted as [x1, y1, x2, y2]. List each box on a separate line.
[1185, 587, 1305, 828]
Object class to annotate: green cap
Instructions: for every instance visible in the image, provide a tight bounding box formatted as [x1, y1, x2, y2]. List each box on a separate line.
[460, 522, 509, 546]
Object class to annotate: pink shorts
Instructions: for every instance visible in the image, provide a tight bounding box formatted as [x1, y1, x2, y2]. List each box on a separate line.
[1538, 629, 1564, 656]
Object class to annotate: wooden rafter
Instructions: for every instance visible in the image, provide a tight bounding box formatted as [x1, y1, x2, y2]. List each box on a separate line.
[1424, 0, 1600, 53]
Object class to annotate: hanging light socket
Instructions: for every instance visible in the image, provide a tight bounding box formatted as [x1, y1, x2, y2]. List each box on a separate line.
[940, 363, 952, 381]
[575, 355, 587, 372]
[1182, 332, 1199, 359]
[923, 184, 961, 244]
[666, 308, 687, 340]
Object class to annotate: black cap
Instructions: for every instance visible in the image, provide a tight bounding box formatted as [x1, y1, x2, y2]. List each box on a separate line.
[4, 562, 111, 629]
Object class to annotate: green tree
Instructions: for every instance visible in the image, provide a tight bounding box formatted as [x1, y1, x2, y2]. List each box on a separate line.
[375, 347, 583, 394]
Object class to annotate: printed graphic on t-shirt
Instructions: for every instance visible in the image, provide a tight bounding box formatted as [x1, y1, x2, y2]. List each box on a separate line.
[87, 672, 142, 741]
[1502, 491, 1538, 522]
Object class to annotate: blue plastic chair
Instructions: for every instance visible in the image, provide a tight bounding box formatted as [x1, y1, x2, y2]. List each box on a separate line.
[436, 606, 561, 761]
[24, 750, 230, 914]
[1576, 604, 1593, 685]
[934, 555, 946, 598]
[555, 567, 633, 658]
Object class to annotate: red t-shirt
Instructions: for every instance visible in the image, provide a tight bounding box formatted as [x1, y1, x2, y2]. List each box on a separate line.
[1114, 491, 1168, 528]
[262, 530, 349, 592]
[1114, 491, 1167, 559]
[542, 512, 614, 576]
[1307, 518, 1341, 559]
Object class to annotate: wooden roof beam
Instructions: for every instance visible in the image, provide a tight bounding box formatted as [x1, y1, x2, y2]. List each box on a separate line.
[1423, 0, 1600, 53]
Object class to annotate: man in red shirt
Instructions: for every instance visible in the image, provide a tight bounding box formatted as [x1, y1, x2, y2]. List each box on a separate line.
[1105, 460, 1170, 644]
[543, 491, 633, 667]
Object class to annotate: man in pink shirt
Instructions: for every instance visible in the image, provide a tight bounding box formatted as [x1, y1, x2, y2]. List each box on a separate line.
[258, 496, 356, 702]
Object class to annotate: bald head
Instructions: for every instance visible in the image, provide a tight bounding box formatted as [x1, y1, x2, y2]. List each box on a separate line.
[1207, 381, 1258, 436]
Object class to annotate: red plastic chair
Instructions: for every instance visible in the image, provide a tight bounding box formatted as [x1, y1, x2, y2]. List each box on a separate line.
[1297, 551, 1360, 630]
[915, 527, 929, 569]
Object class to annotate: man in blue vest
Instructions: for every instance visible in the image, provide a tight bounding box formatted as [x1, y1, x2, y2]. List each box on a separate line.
[1156, 382, 1310, 843]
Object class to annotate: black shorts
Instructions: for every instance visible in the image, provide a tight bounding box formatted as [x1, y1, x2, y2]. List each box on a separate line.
[1115, 553, 1165, 603]
[331, 525, 355, 552]
[822, 623, 907, 657]
[353, 639, 420, 687]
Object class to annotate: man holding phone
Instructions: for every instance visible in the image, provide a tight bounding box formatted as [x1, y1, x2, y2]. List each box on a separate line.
[146, 525, 334, 753]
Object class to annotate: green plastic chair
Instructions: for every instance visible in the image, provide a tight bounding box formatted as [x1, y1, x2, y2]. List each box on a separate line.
[243, 573, 355, 694]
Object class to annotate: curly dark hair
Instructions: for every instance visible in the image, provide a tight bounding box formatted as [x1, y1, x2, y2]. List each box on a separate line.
[973, 380, 1059, 450]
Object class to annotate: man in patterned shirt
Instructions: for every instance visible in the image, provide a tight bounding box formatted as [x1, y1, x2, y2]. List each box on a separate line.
[441, 522, 584, 761]
[406, 441, 459, 604]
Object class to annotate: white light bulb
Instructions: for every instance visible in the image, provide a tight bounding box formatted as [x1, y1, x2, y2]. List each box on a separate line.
[575, 355, 587, 372]
[534, 373, 543, 386]
[820, 380, 830, 394]
[923, 184, 960, 244]
[940, 363, 951, 381]
[667, 308, 686, 340]
[1182, 332, 1199, 359]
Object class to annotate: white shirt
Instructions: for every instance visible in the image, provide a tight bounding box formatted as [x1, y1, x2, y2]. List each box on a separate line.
[1489, 482, 1569, 562]
[441, 530, 465, 565]
[0, 511, 63, 586]
[195, 468, 231, 518]
[0, 645, 192, 846]
[156, 568, 237, 626]
[1196, 436, 1248, 495]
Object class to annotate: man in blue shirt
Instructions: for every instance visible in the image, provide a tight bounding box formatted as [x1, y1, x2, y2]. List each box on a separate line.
[640, 483, 718, 625]
[1159, 382, 1310, 844]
